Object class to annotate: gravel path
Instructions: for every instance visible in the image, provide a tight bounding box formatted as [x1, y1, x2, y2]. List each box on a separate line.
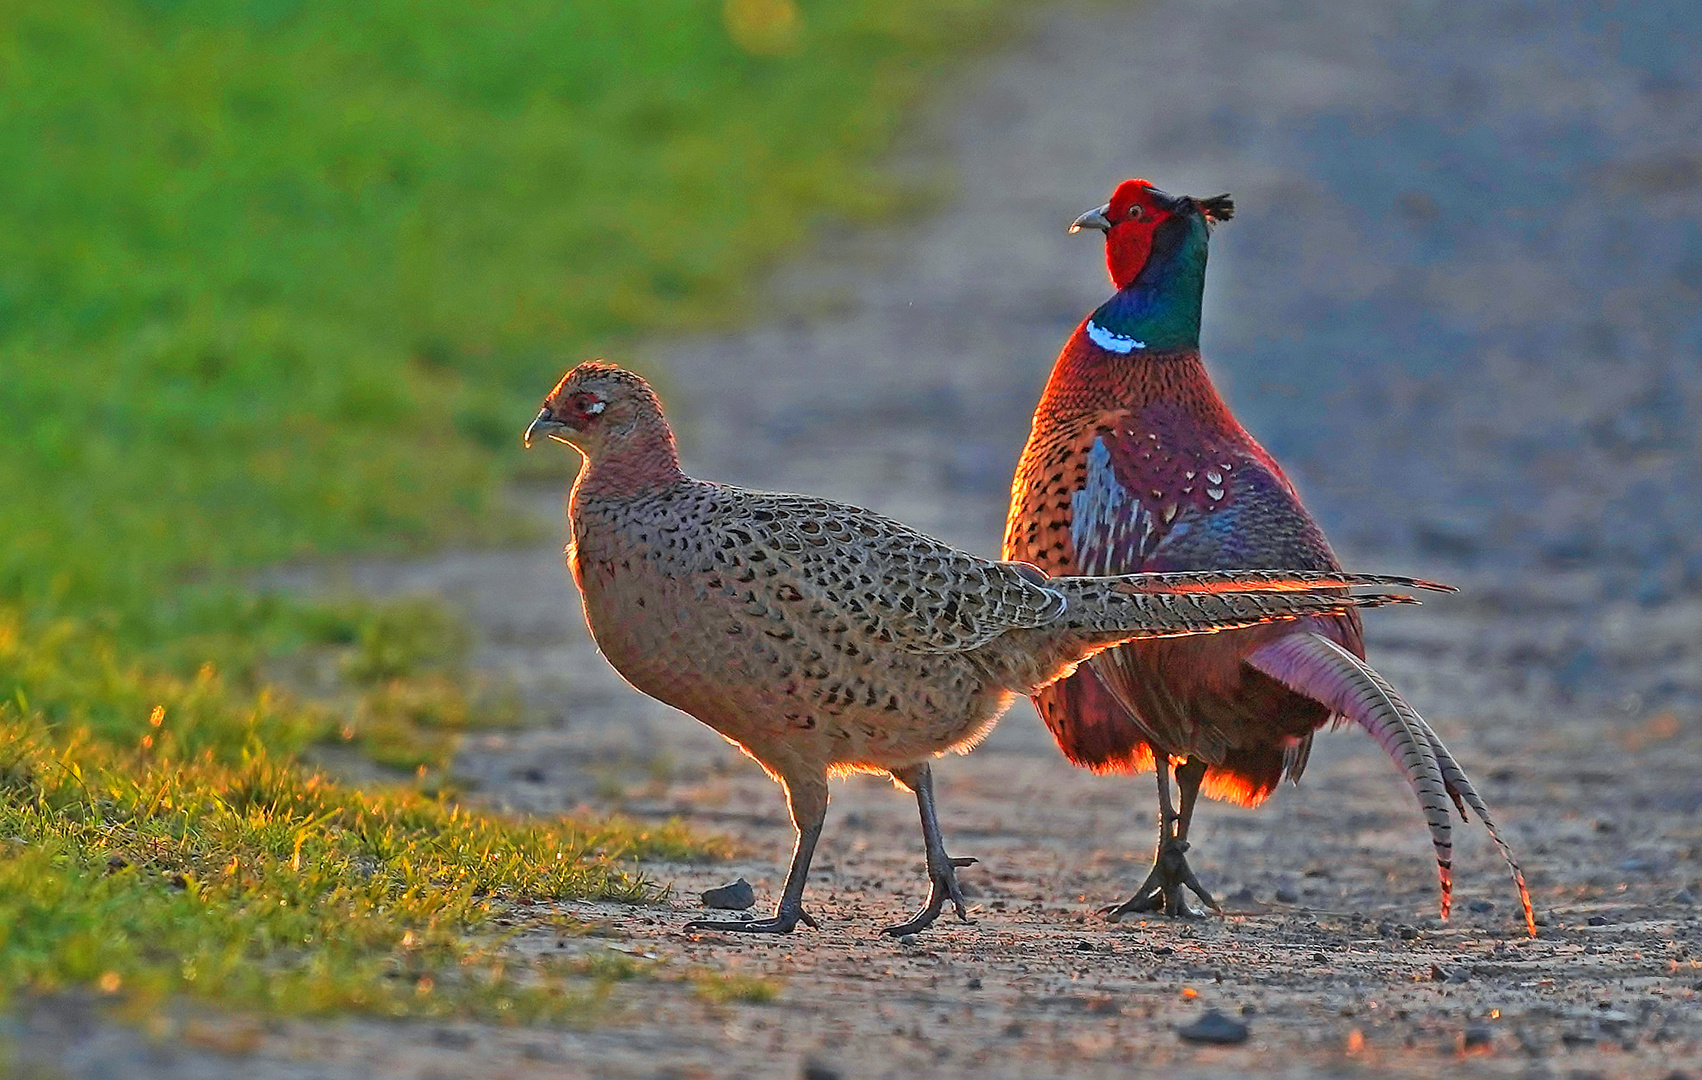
[13, 0, 1700, 1076]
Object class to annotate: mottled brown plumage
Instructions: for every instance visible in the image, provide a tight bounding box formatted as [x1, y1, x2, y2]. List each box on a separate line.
[526, 361, 1436, 936]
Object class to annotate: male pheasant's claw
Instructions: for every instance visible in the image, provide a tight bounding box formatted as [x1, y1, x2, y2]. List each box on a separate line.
[1104, 837, 1219, 920]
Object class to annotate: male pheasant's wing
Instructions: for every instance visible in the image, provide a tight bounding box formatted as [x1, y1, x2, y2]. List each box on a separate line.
[739, 492, 1066, 655]
[1073, 421, 1360, 755]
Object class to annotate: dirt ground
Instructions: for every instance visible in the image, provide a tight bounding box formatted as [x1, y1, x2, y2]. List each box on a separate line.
[11, 0, 1702, 1076]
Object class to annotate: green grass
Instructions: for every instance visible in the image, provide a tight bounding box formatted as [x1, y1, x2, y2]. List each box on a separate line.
[0, 705, 714, 1020]
[0, 0, 1014, 1019]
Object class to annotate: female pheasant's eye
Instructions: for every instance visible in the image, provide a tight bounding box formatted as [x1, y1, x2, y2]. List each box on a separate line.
[571, 392, 605, 418]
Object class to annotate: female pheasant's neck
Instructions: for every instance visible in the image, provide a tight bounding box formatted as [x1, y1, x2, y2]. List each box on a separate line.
[572, 428, 685, 501]
[1089, 223, 1209, 355]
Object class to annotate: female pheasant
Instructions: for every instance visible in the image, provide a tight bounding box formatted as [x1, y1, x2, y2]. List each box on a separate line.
[1003, 180, 1534, 934]
[526, 361, 1434, 936]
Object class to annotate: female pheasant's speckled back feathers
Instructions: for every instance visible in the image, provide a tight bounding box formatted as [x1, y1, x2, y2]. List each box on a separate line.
[679, 486, 1070, 655]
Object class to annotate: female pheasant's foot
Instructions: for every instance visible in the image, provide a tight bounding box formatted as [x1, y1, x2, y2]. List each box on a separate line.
[882, 856, 978, 937]
[684, 906, 819, 935]
[1102, 838, 1221, 921]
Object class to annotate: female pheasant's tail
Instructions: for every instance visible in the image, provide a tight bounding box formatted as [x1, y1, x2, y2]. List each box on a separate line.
[1106, 569, 1457, 596]
[1246, 632, 1536, 937]
[1051, 576, 1420, 645]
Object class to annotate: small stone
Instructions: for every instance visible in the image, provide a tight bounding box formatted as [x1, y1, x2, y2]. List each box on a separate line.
[700, 877, 756, 910]
[1076, 940, 1095, 951]
[899, 934, 918, 946]
[1003, 1021, 1026, 1038]
[1587, 915, 1609, 927]
[1430, 963, 1469, 984]
[1176, 1010, 1250, 1045]
[966, 976, 982, 990]
[1462, 1024, 1493, 1049]
[1274, 887, 1299, 903]
[1311, 952, 1328, 964]
[801, 1061, 841, 1080]
[1468, 899, 1496, 913]
[1672, 888, 1697, 906]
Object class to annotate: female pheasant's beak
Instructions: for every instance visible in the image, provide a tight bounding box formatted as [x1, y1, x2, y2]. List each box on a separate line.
[1069, 203, 1112, 234]
[523, 407, 572, 448]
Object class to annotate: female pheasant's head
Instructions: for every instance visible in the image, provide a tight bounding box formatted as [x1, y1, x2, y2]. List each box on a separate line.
[524, 361, 676, 469]
[1071, 179, 1234, 291]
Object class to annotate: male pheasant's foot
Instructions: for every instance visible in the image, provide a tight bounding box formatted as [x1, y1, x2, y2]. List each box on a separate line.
[684, 906, 819, 935]
[1102, 839, 1221, 921]
[882, 856, 978, 937]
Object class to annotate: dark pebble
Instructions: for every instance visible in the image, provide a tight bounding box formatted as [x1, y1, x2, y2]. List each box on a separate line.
[801, 1061, 841, 1080]
[1469, 899, 1496, 913]
[1274, 887, 1298, 903]
[1588, 915, 1609, 926]
[1176, 1010, 1250, 1045]
[1462, 1024, 1493, 1049]
[1003, 1021, 1026, 1037]
[1076, 940, 1095, 951]
[1430, 963, 1470, 983]
[701, 877, 756, 910]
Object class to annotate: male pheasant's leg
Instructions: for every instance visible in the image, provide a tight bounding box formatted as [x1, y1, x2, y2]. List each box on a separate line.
[883, 762, 977, 937]
[685, 772, 826, 934]
[1104, 758, 1221, 920]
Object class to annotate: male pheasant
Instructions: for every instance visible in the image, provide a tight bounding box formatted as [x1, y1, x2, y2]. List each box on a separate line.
[526, 360, 1436, 936]
[1003, 180, 1534, 934]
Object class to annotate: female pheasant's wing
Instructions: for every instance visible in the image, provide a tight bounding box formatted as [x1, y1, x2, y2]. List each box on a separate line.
[733, 492, 1067, 655]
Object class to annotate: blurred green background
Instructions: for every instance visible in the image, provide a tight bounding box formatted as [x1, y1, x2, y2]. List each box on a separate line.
[0, 0, 1006, 1013]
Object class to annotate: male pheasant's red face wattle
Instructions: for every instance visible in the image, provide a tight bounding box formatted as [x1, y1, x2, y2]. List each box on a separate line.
[1102, 179, 1181, 290]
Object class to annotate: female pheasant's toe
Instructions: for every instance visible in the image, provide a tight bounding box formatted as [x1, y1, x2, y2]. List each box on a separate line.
[683, 907, 817, 935]
[882, 856, 978, 937]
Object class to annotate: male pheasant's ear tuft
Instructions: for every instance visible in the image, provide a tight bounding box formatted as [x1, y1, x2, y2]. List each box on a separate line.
[1198, 194, 1234, 225]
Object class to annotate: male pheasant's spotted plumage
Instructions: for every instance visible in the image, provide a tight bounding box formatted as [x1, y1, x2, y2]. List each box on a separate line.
[1004, 180, 1532, 933]
[528, 360, 1432, 936]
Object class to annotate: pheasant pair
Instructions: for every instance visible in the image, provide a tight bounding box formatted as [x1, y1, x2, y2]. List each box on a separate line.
[525, 362, 1440, 935]
[1004, 179, 1533, 934]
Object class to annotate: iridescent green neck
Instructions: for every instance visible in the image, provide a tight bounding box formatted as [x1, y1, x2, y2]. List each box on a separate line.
[1087, 216, 1209, 354]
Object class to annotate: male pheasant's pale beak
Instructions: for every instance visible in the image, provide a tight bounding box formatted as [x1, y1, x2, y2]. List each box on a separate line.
[1069, 203, 1112, 234]
[523, 408, 571, 448]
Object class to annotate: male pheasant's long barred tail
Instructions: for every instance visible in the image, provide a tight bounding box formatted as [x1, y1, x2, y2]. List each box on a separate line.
[1246, 633, 1537, 937]
[1053, 579, 1419, 644]
[1405, 708, 1537, 937]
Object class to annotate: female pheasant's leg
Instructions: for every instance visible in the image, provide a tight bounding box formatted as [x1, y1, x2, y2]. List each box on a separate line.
[1104, 757, 1221, 920]
[883, 762, 977, 937]
[685, 772, 826, 934]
